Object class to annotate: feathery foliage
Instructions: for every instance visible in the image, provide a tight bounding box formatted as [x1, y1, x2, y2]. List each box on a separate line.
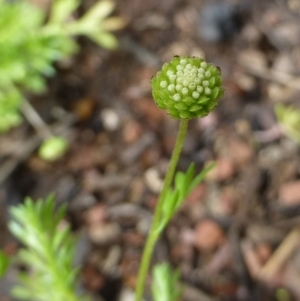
[9, 195, 88, 301]
[0, 0, 124, 132]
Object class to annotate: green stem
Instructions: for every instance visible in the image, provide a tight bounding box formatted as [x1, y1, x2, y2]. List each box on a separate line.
[135, 119, 189, 301]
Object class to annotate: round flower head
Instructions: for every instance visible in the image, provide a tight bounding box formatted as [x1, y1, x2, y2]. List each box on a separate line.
[151, 55, 224, 119]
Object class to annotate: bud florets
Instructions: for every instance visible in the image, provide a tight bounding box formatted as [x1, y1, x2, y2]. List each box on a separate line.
[151, 56, 224, 119]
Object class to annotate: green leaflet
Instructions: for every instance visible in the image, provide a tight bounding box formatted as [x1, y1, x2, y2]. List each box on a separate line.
[9, 195, 88, 301]
[152, 263, 183, 301]
[157, 162, 215, 234]
[0, 250, 9, 278]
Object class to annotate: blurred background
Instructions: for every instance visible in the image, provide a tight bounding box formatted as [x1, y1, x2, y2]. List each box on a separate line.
[1, 0, 300, 300]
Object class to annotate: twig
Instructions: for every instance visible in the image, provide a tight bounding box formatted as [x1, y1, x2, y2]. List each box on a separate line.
[183, 284, 219, 301]
[237, 56, 300, 91]
[21, 98, 53, 139]
[259, 227, 300, 281]
[0, 116, 76, 185]
[0, 135, 41, 185]
[229, 224, 253, 298]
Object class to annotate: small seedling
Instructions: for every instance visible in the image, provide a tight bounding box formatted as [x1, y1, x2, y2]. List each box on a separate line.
[38, 136, 69, 161]
[4, 55, 224, 301]
[0, 0, 124, 132]
[9, 195, 88, 301]
[135, 55, 224, 301]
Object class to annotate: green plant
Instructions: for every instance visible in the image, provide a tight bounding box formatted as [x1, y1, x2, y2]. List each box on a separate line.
[275, 104, 300, 144]
[135, 55, 223, 301]
[0, 0, 124, 132]
[3, 55, 223, 301]
[9, 195, 87, 301]
[38, 136, 69, 161]
[0, 250, 9, 278]
[152, 263, 182, 301]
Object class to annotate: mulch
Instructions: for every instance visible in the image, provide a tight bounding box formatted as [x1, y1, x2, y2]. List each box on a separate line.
[1, 0, 300, 300]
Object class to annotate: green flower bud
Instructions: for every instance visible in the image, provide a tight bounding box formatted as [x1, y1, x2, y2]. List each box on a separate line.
[38, 136, 68, 161]
[151, 56, 224, 119]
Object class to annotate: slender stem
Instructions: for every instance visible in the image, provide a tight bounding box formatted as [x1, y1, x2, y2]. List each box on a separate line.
[135, 119, 189, 301]
[21, 98, 53, 139]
